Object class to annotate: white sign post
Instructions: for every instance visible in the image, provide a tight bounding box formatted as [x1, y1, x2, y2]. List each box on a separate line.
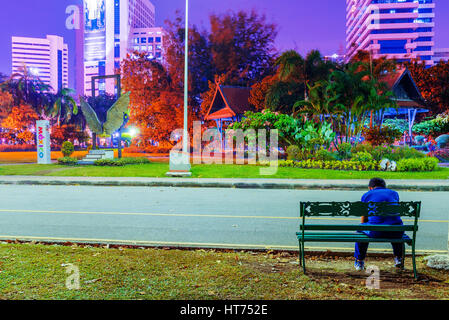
[36, 120, 51, 164]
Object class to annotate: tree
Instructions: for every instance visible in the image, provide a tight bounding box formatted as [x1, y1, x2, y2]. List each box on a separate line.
[164, 12, 214, 112]
[121, 52, 188, 147]
[209, 10, 278, 87]
[50, 88, 79, 126]
[1, 105, 39, 144]
[0, 90, 13, 121]
[0, 65, 51, 112]
[405, 60, 449, 115]
[249, 75, 277, 111]
[265, 50, 335, 113]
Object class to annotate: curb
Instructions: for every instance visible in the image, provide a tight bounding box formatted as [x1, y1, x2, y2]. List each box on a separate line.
[0, 177, 449, 191]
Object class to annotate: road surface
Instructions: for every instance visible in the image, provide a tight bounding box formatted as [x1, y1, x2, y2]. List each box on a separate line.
[0, 185, 447, 254]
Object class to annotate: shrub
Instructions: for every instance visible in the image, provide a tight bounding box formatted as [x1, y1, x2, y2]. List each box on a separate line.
[435, 135, 449, 149]
[351, 143, 374, 154]
[57, 157, 79, 166]
[336, 142, 352, 160]
[94, 159, 125, 166]
[396, 157, 439, 172]
[123, 146, 145, 154]
[351, 151, 373, 162]
[383, 119, 409, 133]
[119, 157, 151, 165]
[93, 157, 150, 166]
[315, 148, 337, 161]
[372, 145, 393, 161]
[61, 141, 74, 157]
[391, 146, 425, 161]
[278, 159, 379, 171]
[0, 144, 36, 152]
[144, 145, 172, 154]
[362, 127, 402, 146]
[430, 148, 449, 163]
[286, 145, 301, 161]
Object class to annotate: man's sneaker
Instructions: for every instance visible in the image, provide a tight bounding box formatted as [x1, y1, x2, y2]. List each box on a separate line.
[354, 259, 365, 271]
[394, 257, 404, 269]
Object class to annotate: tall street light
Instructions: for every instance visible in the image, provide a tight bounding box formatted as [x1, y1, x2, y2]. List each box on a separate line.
[167, 0, 191, 176]
[183, 0, 189, 156]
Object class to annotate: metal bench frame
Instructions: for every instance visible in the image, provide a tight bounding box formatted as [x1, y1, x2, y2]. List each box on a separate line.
[297, 201, 421, 279]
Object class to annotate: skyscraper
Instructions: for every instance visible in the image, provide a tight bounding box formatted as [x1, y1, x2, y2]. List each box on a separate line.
[77, 0, 155, 96]
[11, 35, 69, 93]
[346, 0, 435, 66]
[131, 27, 166, 63]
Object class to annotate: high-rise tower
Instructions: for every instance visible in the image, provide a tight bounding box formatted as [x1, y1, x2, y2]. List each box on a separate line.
[346, 0, 435, 66]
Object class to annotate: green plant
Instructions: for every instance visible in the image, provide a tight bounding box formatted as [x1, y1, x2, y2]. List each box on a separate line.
[278, 159, 379, 171]
[315, 148, 336, 161]
[57, 157, 78, 166]
[351, 143, 374, 154]
[336, 142, 352, 160]
[383, 118, 409, 133]
[430, 148, 449, 163]
[61, 141, 74, 157]
[286, 145, 301, 161]
[396, 157, 439, 172]
[351, 151, 373, 162]
[93, 157, 150, 166]
[362, 126, 402, 146]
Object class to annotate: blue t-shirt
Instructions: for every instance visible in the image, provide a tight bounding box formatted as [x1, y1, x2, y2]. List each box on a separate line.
[361, 187, 403, 225]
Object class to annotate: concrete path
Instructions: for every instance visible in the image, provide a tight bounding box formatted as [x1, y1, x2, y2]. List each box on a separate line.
[0, 175, 449, 191]
[0, 185, 447, 254]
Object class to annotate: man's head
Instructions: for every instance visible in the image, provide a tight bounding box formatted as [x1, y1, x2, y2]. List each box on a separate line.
[369, 178, 386, 190]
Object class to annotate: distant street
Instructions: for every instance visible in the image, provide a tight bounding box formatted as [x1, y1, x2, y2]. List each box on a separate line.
[0, 185, 447, 253]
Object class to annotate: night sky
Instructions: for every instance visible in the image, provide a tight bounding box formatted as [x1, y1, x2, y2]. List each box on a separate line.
[0, 0, 448, 88]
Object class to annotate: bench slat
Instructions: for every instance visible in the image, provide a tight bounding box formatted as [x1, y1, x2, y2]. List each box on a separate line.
[300, 224, 416, 232]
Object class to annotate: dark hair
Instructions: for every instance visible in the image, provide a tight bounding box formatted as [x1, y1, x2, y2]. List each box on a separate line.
[369, 178, 386, 189]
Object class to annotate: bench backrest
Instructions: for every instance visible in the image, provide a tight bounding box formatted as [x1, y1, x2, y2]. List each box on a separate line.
[300, 201, 421, 218]
[300, 201, 421, 231]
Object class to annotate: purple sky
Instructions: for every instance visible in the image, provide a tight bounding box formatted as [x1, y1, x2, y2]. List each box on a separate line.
[0, 0, 448, 88]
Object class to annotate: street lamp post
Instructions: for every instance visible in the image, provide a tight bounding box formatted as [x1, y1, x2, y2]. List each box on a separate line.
[166, 0, 192, 176]
[183, 0, 189, 156]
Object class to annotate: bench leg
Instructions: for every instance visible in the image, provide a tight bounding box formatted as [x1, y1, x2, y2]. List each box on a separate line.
[298, 241, 302, 267]
[301, 241, 306, 274]
[401, 243, 406, 271]
[412, 241, 418, 280]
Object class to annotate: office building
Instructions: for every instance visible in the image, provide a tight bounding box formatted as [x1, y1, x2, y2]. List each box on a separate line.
[131, 27, 165, 63]
[433, 48, 449, 64]
[11, 35, 69, 92]
[77, 0, 156, 96]
[346, 0, 435, 66]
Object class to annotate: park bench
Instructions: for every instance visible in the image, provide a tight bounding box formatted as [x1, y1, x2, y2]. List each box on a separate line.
[297, 201, 421, 279]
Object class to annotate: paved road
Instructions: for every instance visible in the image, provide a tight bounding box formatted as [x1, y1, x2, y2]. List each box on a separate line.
[0, 185, 447, 254]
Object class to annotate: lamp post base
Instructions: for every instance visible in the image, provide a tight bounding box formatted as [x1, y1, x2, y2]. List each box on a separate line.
[166, 151, 191, 177]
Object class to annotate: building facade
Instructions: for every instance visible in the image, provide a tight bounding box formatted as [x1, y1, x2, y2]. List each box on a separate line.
[78, 0, 155, 96]
[346, 0, 435, 66]
[11, 35, 69, 93]
[433, 48, 449, 64]
[131, 27, 165, 63]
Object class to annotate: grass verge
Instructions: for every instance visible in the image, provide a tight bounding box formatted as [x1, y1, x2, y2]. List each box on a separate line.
[0, 163, 448, 179]
[0, 243, 448, 300]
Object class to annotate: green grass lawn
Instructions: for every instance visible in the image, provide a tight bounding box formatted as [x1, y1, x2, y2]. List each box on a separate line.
[0, 243, 447, 300]
[0, 163, 448, 179]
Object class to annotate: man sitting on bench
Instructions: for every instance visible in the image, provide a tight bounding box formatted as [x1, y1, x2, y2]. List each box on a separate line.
[354, 178, 405, 271]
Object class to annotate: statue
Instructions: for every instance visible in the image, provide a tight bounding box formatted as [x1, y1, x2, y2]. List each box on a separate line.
[79, 92, 130, 157]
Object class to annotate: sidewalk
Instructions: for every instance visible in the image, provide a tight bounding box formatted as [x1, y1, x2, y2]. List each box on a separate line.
[1, 175, 449, 191]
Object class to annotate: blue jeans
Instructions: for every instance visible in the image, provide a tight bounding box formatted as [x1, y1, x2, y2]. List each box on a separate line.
[354, 229, 405, 261]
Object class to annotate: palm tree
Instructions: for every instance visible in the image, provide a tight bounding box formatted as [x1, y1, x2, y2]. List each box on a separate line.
[266, 50, 335, 113]
[50, 88, 78, 127]
[0, 64, 51, 111]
